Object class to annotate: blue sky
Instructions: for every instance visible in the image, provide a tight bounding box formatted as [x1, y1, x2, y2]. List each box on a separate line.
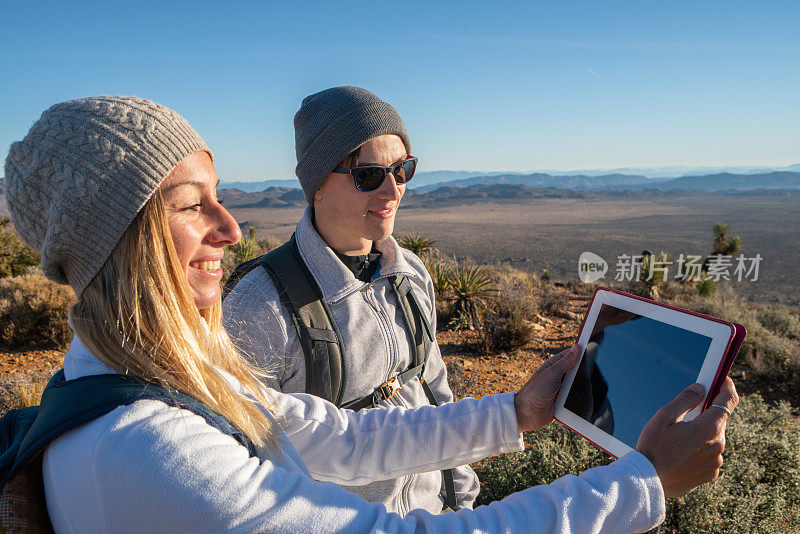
[2, 1, 798, 182]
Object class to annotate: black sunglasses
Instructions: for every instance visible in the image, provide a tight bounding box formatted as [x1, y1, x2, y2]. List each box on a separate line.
[333, 156, 418, 192]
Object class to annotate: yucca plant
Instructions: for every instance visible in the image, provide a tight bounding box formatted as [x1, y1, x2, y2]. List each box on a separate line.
[448, 264, 495, 328]
[541, 269, 551, 283]
[232, 226, 260, 264]
[396, 232, 435, 256]
[422, 256, 452, 297]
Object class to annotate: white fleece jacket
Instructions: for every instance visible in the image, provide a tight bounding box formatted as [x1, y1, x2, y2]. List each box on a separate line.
[42, 337, 665, 533]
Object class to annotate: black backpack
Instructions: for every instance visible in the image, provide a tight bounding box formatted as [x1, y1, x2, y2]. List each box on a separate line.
[0, 370, 258, 532]
[223, 235, 458, 509]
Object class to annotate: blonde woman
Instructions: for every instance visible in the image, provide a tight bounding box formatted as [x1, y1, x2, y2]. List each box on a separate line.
[5, 96, 737, 533]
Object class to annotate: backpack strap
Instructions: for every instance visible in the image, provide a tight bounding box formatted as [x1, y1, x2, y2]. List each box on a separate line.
[224, 235, 347, 406]
[0, 370, 260, 533]
[225, 246, 459, 509]
[9, 370, 259, 482]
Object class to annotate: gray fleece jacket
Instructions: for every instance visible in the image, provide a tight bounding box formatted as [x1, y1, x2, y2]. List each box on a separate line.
[223, 207, 480, 515]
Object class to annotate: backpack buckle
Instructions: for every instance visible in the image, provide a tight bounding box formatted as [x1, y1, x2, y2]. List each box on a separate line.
[377, 375, 402, 400]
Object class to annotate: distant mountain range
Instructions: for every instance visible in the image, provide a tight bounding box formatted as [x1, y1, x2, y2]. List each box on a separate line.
[418, 170, 800, 193]
[2, 165, 798, 205]
[216, 173, 800, 211]
[216, 163, 800, 192]
[415, 172, 663, 193]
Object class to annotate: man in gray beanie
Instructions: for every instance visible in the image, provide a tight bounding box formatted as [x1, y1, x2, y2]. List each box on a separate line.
[4, 95, 210, 297]
[294, 86, 411, 205]
[224, 86, 481, 514]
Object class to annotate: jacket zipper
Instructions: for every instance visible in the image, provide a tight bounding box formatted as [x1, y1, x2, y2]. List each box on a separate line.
[363, 283, 398, 384]
[365, 281, 417, 515]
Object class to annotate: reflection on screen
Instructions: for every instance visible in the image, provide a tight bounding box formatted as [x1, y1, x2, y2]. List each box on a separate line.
[565, 304, 712, 448]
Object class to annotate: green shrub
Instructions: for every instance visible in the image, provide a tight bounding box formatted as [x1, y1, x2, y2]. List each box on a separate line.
[757, 307, 800, 340]
[0, 274, 74, 349]
[0, 217, 39, 278]
[447, 310, 476, 331]
[476, 395, 800, 533]
[696, 275, 717, 297]
[659, 395, 800, 533]
[712, 222, 742, 256]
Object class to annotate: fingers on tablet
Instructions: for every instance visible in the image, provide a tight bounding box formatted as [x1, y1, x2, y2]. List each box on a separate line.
[662, 383, 705, 422]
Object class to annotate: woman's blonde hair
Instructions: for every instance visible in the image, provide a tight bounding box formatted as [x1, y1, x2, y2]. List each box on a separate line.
[70, 190, 278, 451]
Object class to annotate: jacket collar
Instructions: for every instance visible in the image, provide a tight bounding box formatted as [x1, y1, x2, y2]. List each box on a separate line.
[295, 207, 416, 303]
[63, 335, 120, 380]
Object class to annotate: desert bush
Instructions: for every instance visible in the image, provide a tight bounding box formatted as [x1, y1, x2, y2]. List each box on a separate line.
[8, 377, 46, 409]
[221, 232, 284, 284]
[446, 311, 474, 331]
[445, 359, 472, 401]
[0, 275, 73, 349]
[696, 275, 717, 297]
[476, 395, 800, 532]
[757, 306, 800, 340]
[565, 278, 601, 297]
[640, 252, 671, 288]
[659, 395, 800, 533]
[540, 269, 551, 282]
[396, 232, 436, 256]
[257, 236, 282, 253]
[480, 302, 534, 352]
[480, 267, 537, 352]
[534, 284, 570, 317]
[0, 217, 39, 278]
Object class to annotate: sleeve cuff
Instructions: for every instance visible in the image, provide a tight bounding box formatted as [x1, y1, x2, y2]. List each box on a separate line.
[617, 450, 667, 530]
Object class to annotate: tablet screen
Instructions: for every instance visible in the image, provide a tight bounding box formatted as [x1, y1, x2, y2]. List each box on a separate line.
[564, 304, 713, 448]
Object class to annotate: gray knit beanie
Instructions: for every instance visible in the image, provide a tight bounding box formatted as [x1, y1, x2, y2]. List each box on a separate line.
[4, 96, 211, 296]
[294, 86, 410, 204]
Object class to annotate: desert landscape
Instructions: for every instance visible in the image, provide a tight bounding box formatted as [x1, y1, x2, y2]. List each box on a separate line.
[224, 189, 800, 306]
[0, 184, 798, 531]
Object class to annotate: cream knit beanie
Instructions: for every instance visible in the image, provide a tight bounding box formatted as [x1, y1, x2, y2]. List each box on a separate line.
[4, 96, 211, 296]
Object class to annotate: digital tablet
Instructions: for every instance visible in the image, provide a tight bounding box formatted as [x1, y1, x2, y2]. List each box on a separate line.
[553, 287, 745, 458]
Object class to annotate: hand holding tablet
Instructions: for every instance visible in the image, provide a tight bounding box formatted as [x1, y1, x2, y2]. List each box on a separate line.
[553, 287, 745, 458]
[513, 287, 743, 498]
[636, 376, 738, 497]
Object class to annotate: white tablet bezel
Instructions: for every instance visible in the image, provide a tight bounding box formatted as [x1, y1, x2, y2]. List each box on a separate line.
[553, 288, 734, 458]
